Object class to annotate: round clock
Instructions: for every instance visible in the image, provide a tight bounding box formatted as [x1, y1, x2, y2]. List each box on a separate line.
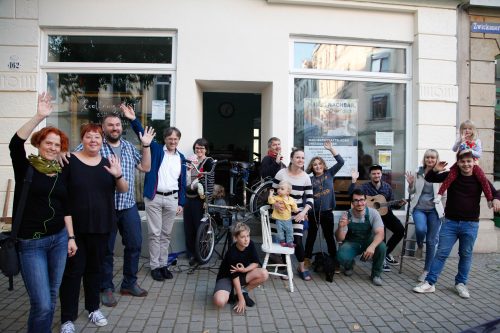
[218, 102, 235, 118]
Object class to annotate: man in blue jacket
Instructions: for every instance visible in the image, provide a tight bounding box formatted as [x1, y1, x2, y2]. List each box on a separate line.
[123, 105, 187, 281]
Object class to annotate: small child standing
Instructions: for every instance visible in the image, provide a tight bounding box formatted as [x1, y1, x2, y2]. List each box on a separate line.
[436, 120, 493, 207]
[213, 222, 269, 314]
[268, 180, 299, 247]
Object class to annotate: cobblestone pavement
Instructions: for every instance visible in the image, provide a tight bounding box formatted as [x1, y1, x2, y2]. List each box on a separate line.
[0, 250, 498, 333]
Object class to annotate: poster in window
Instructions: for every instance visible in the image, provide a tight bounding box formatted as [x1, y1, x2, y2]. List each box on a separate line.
[378, 150, 392, 170]
[303, 98, 358, 177]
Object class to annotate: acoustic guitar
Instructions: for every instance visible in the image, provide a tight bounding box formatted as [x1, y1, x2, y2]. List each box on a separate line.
[365, 194, 405, 216]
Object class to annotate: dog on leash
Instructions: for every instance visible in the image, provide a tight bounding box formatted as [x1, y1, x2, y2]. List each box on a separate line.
[312, 252, 335, 282]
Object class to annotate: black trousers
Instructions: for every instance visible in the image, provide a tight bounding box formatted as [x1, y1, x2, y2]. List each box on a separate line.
[60, 233, 108, 323]
[381, 210, 405, 255]
[183, 197, 204, 257]
[305, 210, 337, 260]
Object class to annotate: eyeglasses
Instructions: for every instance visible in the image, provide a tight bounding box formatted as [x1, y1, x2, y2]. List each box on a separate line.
[352, 199, 366, 204]
[194, 147, 206, 150]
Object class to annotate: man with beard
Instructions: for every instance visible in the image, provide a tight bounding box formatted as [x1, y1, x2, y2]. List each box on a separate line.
[87, 112, 155, 306]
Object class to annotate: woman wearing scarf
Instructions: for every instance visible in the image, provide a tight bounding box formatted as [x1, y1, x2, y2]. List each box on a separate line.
[9, 93, 77, 333]
[260, 137, 286, 179]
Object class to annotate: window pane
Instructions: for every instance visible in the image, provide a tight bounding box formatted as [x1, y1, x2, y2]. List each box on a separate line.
[294, 78, 406, 207]
[294, 42, 406, 74]
[48, 35, 172, 63]
[46, 73, 172, 206]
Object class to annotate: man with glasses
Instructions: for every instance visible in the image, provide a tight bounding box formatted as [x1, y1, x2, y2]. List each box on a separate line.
[336, 189, 386, 286]
[349, 164, 406, 271]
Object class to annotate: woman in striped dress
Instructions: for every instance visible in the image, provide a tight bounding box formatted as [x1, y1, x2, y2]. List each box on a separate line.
[272, 149, 314, 281]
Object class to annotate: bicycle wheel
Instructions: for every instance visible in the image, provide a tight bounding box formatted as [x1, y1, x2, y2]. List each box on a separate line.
[195, 216, 216, 264]
[249, 179, 273, 218]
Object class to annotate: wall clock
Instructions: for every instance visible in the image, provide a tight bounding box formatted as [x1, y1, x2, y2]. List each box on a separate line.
[218, 102, 235, 118]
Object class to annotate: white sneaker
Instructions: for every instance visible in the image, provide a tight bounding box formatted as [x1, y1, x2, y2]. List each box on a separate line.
[455, 283, 470, 299]
[60, 321, 75, 333]
[89, 309, 108, 327]
[417, 271, 428, 282]
[413, 281, 435, 293]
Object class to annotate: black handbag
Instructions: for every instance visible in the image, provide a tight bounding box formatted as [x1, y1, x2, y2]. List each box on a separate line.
[0, 166, 33, 290]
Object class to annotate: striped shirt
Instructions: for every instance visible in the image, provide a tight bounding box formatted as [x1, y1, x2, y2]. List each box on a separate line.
[75, 138, 141, 211]
[272, 168, 313, 236]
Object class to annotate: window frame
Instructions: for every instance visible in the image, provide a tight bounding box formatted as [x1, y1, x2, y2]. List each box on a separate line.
[289, 36, 413, 207]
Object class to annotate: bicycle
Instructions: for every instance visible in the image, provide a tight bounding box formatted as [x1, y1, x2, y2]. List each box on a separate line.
[227, 161, 273, 218]
[188, 159, 272, 265]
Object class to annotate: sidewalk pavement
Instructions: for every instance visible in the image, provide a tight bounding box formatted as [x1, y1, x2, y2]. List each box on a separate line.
[0, 249, 498, 333]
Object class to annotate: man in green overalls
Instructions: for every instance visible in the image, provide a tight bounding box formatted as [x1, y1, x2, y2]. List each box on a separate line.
[336, 189, 387, 286]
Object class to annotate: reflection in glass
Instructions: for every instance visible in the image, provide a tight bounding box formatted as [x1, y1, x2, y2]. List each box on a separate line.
[48, 35, 173, 63]
[294, 42, 406, 74]
[294, 78, 406, 201]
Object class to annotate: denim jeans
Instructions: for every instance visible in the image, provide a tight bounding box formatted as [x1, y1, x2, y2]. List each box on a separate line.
[276, 219, 293, 243]
[412, 209, 441, 271]
[425, 219, 479, 286]
[102, 205, 142, 290]
[18, 228, 68, 333]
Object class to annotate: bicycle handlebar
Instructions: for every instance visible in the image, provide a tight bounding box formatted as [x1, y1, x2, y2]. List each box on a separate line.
[185, 158, 226, 175]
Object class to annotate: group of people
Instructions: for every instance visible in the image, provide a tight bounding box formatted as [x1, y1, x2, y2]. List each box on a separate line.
[9, 92, 500, 330]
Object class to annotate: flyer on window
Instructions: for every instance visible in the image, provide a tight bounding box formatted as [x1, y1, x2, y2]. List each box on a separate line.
[303, 98, 358, 177]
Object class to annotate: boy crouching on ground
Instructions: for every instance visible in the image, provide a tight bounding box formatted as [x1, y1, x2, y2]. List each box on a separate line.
[213, 222, 269, 313]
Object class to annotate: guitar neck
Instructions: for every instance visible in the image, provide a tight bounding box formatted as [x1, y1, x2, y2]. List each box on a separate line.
[378, 200, 400, 208]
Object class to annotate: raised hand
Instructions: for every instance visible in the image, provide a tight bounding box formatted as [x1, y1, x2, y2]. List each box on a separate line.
[103, 155, 123, 178]
[324, 139, 333, 150]
[351, 169, 359, 183]
[120, 103, 136, 120]
[37, 92, 53, 118]
[434, 161, 448, 173]
[140, 126, 156, 146]
[405, 171, 415, 188]
[338, 211, 349, 228]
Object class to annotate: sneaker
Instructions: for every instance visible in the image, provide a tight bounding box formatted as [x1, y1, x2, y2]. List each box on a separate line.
[100, 289, 117, 307]
[88, 309, 108, 327]
[160, 266, 174, 279]
[385, 254, 399, 265]
[60, 321, 75, 333]
[455, 283, 470, 299]
[151, 268, 165, 281]
[415, 246, 423, 260]
[120, 284, 148, 297]
[243, 292, 255, 307]
[413, 281, 435, 293]
[417, 271, 428, 282]
[344, 268, 354, 277]
[382, 263, 391, 272]
[371, 276, 383, 286]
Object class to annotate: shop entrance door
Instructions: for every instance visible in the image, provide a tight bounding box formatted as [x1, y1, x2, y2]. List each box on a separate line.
[203, 92, 262, 193]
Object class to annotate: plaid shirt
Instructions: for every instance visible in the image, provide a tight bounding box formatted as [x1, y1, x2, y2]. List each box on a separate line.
[76, 138, 141, 211]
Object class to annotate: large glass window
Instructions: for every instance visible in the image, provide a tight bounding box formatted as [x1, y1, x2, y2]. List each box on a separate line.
[48, 35, 173, 63]
[292, 40, 409, 209]
[42, 32, 175, 208]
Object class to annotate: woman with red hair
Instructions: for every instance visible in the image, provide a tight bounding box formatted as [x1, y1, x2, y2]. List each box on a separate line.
[9, 92, 77, 333]
[59, 122, 128, 333]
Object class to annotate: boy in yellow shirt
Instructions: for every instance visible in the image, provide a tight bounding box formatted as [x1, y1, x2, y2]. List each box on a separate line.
[268, 180, 299, 247]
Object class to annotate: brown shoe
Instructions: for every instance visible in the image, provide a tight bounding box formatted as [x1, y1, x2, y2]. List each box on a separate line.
[120, 284, 148, 297]
[100, 289, 117, 307]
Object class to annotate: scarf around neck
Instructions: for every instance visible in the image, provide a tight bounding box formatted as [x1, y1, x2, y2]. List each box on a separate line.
[28, 154, 62, 174]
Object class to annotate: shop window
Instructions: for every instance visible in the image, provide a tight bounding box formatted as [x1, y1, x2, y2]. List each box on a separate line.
[42, 32, 175, 208]
[293, 42, 406, 74]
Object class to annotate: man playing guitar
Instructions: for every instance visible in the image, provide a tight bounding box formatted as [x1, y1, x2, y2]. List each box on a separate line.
[349, 164, 405, 272]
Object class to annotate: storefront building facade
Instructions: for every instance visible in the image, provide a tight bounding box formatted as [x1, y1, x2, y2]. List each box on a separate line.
[1, 0, 495, 251]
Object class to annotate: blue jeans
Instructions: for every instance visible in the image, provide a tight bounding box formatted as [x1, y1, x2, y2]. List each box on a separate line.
[425, 219, 479, 286]
[102, 205, 142, 290]
[276, 219, 293, 243]
[412, 209, 441, 271]
[18, 228, 68, 333]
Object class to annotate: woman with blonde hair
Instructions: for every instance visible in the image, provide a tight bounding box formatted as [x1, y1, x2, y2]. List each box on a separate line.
[405, 149, 444, 282]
